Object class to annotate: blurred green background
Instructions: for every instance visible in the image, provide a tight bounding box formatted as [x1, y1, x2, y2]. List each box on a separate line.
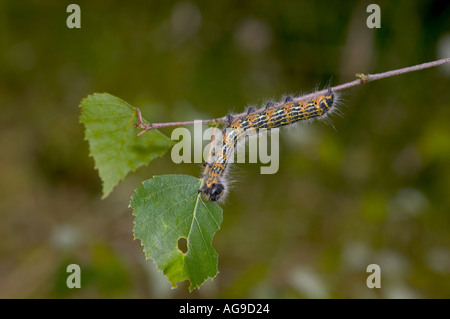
[1, 0, 450, 298]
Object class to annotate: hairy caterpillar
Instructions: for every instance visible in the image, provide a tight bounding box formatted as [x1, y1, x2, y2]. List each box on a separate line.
[199, 89, 338, 202]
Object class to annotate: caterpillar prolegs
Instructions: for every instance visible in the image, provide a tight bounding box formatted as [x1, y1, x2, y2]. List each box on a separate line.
[199, 89, 338, 202]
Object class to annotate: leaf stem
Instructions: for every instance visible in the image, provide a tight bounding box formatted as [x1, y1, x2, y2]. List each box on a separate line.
[135, 57, 450, 136]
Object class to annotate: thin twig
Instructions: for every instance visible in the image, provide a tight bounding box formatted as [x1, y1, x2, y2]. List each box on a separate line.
[134, 57, 450, 136]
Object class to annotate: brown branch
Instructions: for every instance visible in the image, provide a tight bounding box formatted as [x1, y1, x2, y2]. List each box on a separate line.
[134, 57, 450, 136]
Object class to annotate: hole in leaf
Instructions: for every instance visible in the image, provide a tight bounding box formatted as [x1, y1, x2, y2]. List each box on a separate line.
[177, 237, 188, 254]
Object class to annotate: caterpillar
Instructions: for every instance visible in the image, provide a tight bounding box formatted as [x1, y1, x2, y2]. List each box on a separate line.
[199, 89, 338, 202]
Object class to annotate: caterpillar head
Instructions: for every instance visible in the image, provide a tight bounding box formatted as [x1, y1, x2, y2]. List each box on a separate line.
[200, 182, 225, 202]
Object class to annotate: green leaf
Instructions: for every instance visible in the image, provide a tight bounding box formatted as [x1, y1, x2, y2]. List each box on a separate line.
[130, 174, 223, 291]
[80, 93, 174, 198]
